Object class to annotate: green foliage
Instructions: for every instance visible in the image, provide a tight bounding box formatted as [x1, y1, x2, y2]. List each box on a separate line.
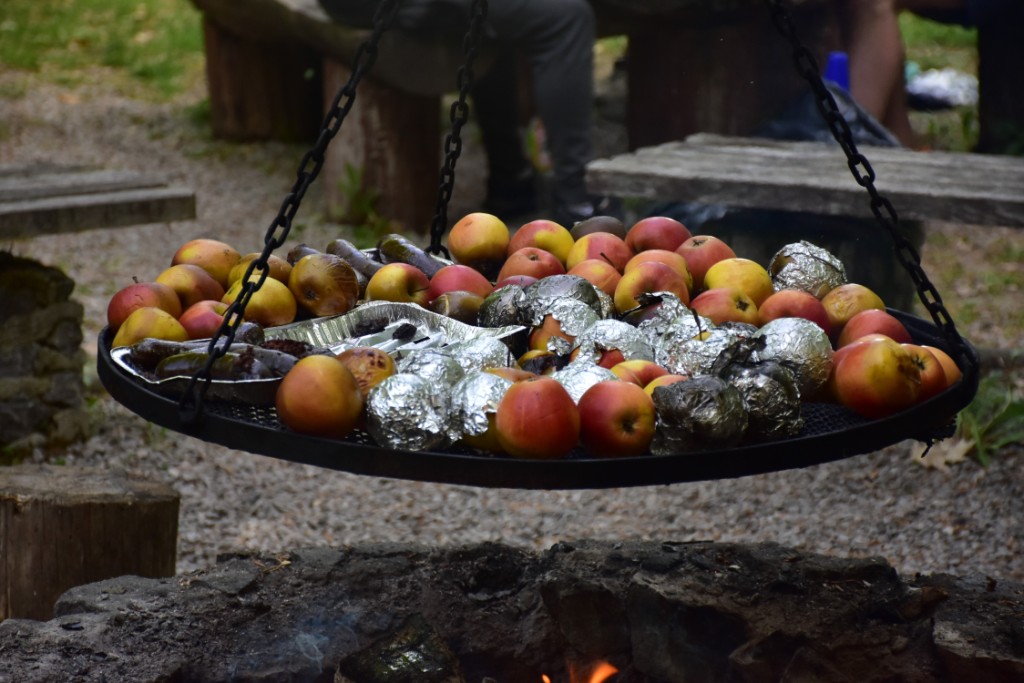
[956, 373, 1024, 465]
[0, 0, 204, 99]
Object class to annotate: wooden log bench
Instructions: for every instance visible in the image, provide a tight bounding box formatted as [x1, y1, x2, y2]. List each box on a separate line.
[0, 163, 196, 240]
[586, 133, 1024, 307]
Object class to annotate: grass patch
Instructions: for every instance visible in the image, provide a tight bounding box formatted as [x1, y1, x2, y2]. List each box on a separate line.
[0, 0, 205, 99]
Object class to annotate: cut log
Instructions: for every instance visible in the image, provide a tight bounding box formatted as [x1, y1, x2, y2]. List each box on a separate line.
[0, 464, 179, 621]
[321, 58, 442, 235]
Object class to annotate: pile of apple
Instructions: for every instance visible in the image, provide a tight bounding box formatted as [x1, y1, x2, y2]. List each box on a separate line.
[105, 211, 963, 459]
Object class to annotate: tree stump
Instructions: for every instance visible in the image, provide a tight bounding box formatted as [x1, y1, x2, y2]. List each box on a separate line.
[0, 464, 179, 621]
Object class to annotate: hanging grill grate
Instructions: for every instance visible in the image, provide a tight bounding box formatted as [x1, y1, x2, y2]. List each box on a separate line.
[96, 0, 981, 489]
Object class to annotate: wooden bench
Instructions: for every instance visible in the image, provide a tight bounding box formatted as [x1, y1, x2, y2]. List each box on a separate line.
[0, 163, 196, 240]
[189, 0, 837, 232]
[586, 133, 1024, 307]
[586, 134, 1024, 228]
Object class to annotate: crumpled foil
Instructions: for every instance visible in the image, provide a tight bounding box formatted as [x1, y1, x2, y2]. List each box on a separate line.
[753, 317, 834, 396]
[573, 319, 654, 364]
[650, 375, 748, 454]
[723, 361, 804, 442]
[551, 361, 618, 403]
[396, 348, 465, 388]
[531, 298, 600, 338]
[636, 300, 711, 351]
[655, 325, 737, 377]
[524, 274, 604, 320]
[478, 285, 529, 329]
[444, 336, 515, 373]
[449, 371, 511, 444]
[365, 373, 451, 451]
[768, 241, 847, 298]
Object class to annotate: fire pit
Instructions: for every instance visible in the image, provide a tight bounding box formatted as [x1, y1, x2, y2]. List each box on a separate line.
[2, 540, 1023, 682]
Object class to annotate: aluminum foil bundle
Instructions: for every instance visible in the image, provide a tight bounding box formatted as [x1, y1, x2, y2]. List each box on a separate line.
[396, 348, 465, 388]
[530, 298, 600, 355]
[753, 317, 834, 397]
[448, 370, 512, 446]
[365, 373, 452, 451]
[444, 336, 515, 373]
[573, 319, 654, 364]
[655, 325, 737, 377]
[623, 292, 692, 332]
[769, 241, 847, 298]
[650, 375, 748, 454]
[723, 361, 804, 442]
[551, 361, 618, 403]
[478, 284, 529, 329]
[638, 305, 710, 348]
[524, 274, 604, 320]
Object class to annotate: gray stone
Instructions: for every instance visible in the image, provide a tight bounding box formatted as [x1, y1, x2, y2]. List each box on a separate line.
[1, 541, 1022, 683]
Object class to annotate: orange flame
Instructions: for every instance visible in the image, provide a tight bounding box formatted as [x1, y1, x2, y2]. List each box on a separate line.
[542, 661, 619, 683]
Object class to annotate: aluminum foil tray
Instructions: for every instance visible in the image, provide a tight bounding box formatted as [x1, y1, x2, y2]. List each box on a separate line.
[264, 301, 527, 360]
[109, 346, 281, 405]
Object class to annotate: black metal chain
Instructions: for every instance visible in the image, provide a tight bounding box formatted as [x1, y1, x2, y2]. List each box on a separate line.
[425, 0, 489, 258]
[177, 0, 402, 426]
[764, 0, 977, 373]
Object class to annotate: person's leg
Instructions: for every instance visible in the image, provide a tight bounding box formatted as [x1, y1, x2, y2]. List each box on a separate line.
[470, 48, 538, 218]
[839, 0, 919, 147]
[474, 0, 599, 221]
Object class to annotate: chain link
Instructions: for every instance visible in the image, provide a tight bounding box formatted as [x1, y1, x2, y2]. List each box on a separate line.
[426, 0, 489, 258]
[178, 0, 402, 425]
[764, 0, 976, 372]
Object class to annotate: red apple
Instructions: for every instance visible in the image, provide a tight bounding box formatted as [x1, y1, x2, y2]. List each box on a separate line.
[902, 344, 949, 401]
[757, 289, 832, 335]
[155, 263, 226, 310]
[578, 380, 656, 457]
[495, 376, 580, 459]
[565, 231, 634, 272]
[623, 249, 693, 294]
[110, 306, 189, 348]
[820, 283, 886, 339]
[920, 345, 962, 386]
[171, 238, 242, 288]
[567, 258, 622, 297]
[625, 216, 691, 253]
[427, 264, 494, 302]
[507, 219, 575, 265]
[689, 287, 760, 326]
[703, 257, 774, 306]
[107, 281, 183, 331]
[365, 262, 432, 307]
[675, 235, 736, 290]
[178, 299, 230, 340]
[448, 212, 510, 278]
[497, 247, 567, 282]
[833, 337, 921, 418]
[610, 360, 669, 387]
[836, 309, 912, 348]
[276, 355, 364, 439]
[613, 260, 692, 313]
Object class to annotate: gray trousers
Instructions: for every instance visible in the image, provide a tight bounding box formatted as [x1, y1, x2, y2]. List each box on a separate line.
[318, 0, 596, 205]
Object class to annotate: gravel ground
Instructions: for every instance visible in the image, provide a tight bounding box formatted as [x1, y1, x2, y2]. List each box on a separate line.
[2, 69, 1022, 582]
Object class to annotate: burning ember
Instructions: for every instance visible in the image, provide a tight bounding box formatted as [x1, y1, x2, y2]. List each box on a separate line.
[542, 661, 619, 683]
